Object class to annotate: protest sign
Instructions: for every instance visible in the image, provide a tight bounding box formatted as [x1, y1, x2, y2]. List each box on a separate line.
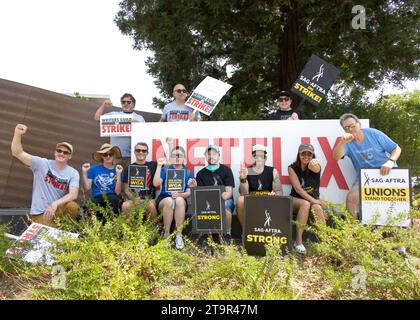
[100, 113, 133, 137]
[166, 169, 186, 192]
[128, 165, 147, 190]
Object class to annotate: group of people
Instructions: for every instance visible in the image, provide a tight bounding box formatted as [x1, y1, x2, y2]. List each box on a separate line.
[11, 86, 402, 253]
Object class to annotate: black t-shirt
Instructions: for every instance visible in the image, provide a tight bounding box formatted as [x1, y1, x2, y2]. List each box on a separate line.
[196, 164, 235, 191]
[268, 108, 304, 120]
[123, 161, 157, 198]
[289, 162, 320, 199]
[247, 165, 274, 195]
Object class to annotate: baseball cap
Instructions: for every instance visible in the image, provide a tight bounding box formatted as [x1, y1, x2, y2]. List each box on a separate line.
[279, 90, 291, 98]
[298, 143, 315, 154]
[252, 144, 267, 153]
[204, 144, 220, 155]
[56, 142, 73, 153]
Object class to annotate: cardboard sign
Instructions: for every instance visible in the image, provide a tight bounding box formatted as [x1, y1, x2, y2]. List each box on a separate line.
[191, 186, 226, 234]
[185, 76, 232, 116]
[360, 168, 412, 227]
[291, 55, 341, 106]
[243, 195, 292, 256]
[128, 165, 147, 190]
[100, 113, 133, 137]
[6, 223, 79, 265]
[166, 169, 186, 192]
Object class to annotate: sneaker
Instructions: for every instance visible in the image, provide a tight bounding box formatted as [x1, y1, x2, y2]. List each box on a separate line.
[175, 234, 185, 250]
[294, 242, 307, 254]
[223, 234, 233, 245]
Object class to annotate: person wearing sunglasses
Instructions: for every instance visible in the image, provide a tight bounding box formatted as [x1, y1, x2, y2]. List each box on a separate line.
[11, 124, 80, 228]
[94, 93, 145, 165]
[121, 142, 158, 219]
[288, 143, 326, 254]
[160, 84, 200, 122]
[153, 146, 193, 250]
[82, 143, 123, 218]
[333, 113, 401, 218]
[267, 90, 304, 120]
[188, 145, 236, 245]
[236, 144, 283, 229]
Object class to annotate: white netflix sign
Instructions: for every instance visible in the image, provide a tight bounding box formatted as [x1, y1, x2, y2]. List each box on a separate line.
[132, 119, 369, 204]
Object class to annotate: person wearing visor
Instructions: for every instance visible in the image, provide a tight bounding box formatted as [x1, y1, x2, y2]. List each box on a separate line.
[268, 90, 304, 120]
[288, 143, 326, 254]
[82, 143, 123, 218]
[153, 146, 193, 250]
[94, 93, 145, 164]
[236, 144, 283, 228]
[188, 145, 235, 245]
[160, 84, 200, 122]
[11, 124, 80, 227]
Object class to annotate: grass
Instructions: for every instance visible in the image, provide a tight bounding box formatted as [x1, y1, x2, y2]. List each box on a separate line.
[0, 196, 419, 300]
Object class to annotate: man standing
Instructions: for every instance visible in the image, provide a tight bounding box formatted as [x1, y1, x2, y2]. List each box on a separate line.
[268, 90, 304, 120]
[94, 93, 145, 160]
[11, 124, 80, 227]
[160, 84, 200, 122]
[333, 113, 401, 218]
[189, 145, 235, 244]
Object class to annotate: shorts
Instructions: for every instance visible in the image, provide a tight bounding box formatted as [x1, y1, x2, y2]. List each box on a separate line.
[156, 194, 188, 213]
[225, 198, 235, 214]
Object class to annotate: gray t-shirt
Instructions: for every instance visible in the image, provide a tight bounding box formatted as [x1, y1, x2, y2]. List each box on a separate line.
[29, 156, 80, 215]
[105, 111, 145, 157]
[161, 101, 200, 122]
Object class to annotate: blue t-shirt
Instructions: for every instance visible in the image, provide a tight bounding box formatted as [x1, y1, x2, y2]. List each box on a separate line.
[87, 164, 118, 198]
[344, 128, 398, 174]
[159, 165, 193, 197]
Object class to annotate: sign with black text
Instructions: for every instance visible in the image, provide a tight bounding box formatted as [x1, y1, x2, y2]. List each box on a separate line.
[243, 195, 292, 256]
[191, 186, 226, 234]
[360, 168, 411, 227]
[128, 165, 147, 190]
[291, 55, 341, 106]
[100, 113, 133, 137]
[166, 169, 186, 192]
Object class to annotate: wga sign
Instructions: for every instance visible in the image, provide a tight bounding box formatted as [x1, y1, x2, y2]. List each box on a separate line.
[352, 5, 366, 30]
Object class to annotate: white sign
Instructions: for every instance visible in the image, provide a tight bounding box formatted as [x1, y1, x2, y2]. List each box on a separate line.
[6, 223, 79, 265]
[100, 113, 133, 137]
[360, 168, 411, 227]
[185, 76, 232, 116]
[131, 119, 369, 204]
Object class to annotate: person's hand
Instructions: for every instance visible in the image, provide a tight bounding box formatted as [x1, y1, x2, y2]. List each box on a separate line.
[380, 161, 393, 176]
[44, 202, 58, 221]
[342, 133, 354, 143]
[290, 112, 299, 120]
[82, 163, 90, 174]
[268, 191, 276, 196]
[221, 192, 229, 201]
[188, 110, 197, 121]
[157, 158, 167, 167]
[312, 199, 327, 208]
[188, 178, 197, 187]
[239, 162, 248, 180]
[171, 192, 180, 199]
[15, 124, 28, 135]
[165, 137, 174, 145]
[309, 159, 320, 168]
[115, 164, 123, 176]
[102, 99, 113, 109]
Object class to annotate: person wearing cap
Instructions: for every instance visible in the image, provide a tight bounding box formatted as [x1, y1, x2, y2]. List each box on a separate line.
[121, 142, 158, 219]
[153, 146, 194, 250]
[11, 124, 80, 227]
[268, 90, 304, 120]
[160, 84, 200, 122]
[82, 144, 123, 217]
[333, 113, 401, 218]
[236, 144, 283, 228]
[94, 93, 145, 164]
[188, 145, 235, 245]
[288, 143, 326, 254]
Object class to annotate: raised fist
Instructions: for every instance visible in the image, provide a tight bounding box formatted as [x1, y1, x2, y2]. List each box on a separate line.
[82, 163, 91, 174]
[157, 158, 167, 166]
[102, 99, 113, 108]
[15, 124, 28, 135]
[115, 164, 123, 175]
[342, 133, 355, 143]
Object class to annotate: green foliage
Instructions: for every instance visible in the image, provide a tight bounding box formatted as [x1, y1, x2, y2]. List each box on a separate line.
[73, 92, 89, 101]
[115, 0, 420, 117]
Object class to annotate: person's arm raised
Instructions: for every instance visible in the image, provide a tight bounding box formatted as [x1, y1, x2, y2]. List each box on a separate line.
[11, 124, 32, 166]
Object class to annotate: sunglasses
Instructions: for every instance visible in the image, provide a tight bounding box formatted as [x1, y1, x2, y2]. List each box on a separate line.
[56, 148, 71, 155]
[102, 153, 114, 157]
[171, 153, 184, 158]
[174, 89, 187, 94]
[278, 97, 290, 102]
[343, 123, 357, 131]
[121, 100, 132, 105]
[135, 149, 148, 154]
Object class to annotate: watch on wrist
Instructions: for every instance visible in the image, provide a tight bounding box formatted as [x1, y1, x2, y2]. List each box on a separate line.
[388, 157, 396, 164]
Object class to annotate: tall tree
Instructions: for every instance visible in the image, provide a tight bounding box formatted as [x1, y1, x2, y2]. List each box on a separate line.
[115, 0, 420, 118]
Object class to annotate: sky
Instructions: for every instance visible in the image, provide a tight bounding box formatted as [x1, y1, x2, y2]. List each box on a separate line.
[0, 0, 418, 114]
